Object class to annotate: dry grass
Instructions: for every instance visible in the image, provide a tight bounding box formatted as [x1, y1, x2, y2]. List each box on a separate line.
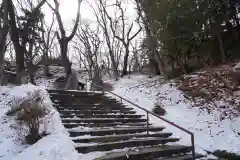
[152, 103, 166, 116]
[12, 94, 49, 144]
[175, 63, 240, 118]
[212, 150, 240, 160]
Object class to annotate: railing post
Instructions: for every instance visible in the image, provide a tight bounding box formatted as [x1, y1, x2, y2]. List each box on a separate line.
[147, 112, 149, 135]
[191, 134, 196, 159]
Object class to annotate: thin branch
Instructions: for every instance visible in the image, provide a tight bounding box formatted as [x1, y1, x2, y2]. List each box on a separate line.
[67, 0, 82, 41]
[47, 0, 65, 38]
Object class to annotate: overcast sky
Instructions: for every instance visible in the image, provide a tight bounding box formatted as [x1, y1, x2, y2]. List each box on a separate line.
[41, 0, 142, 63]
[43, 0, 137, 31]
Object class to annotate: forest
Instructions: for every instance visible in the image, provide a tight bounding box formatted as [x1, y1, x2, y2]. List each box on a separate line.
[0, 0, 240, 84]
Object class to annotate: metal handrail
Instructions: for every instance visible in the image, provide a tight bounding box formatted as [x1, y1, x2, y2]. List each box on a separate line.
[91, 83, 196, 159]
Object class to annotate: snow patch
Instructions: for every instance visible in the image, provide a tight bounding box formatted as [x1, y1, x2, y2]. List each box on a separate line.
[0, 84, 80, 160]
[14, 133, 79, 160]
[112, 75, 240, 156]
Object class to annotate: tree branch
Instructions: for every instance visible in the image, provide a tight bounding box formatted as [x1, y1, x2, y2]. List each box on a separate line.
[47, 0, 66, 38]
[67, 0, 82, 41]
[129, 25, 142, 41]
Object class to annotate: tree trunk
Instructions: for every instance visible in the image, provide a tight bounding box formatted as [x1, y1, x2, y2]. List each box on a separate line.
[42, 44, 51, 76]
[217, 32, 226, 63]
[60, 39, 72, 76]
[92, 65, 103, 91]
[28, 39, 36, 85]
[121, 46, 130, 77]
[176, 55, 187, 74]
[109, 51, 119, 80]
[8, 0, 25, 74]
[154, 52, 168, 79]
[196, 55, 201, 66]
[16, 47, 25, 73]
[0, 0, 9, 85]
[146, 24, 169, 79]
[105, 33, 119, 79]
[29, 74, 36, 85]
[148, 54, 160, 74]
[43, 52, 50, 77]
[52, 0, 81, 77]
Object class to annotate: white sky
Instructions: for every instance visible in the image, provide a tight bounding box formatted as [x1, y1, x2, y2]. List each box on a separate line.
[43, 0, 138, 32]
[41, 0, 143, 63]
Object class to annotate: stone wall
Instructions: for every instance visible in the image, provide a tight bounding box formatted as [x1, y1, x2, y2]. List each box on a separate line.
[1, 71, 19, 85]
[53, 77, 67, 89]
[65, 71, 79, 90]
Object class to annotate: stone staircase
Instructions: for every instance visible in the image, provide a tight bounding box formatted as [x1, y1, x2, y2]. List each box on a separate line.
[48, 90, 203, 160]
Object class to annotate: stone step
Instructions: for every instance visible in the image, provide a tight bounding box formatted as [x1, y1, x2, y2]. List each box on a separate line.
[57, 108, 134, 112]
[50, 95, 115, 101]
[73, 133, 173, 143]
[55, 106, 133, 111]
[58, 110, 136, 115]
[60, 114, 144, 119]
[75, 137, 180, 153]
[96, 145, 192, 160]
[49, 93, 112, 99]
[49, 90, 201, 159]
[52, 101, 118, 105]
[157, 154, 204, 160]
[62, 118, 147, 124]
[52, 101, 121, 105]
[49, 94, 104, 99]
[53, 104, 127, 109]
[69, 127, 165, 137]
[49, 94, 111, 98]
[63, 122, 150, 128]
[53, 99, 119, 103]
[48, 90, 103, 96]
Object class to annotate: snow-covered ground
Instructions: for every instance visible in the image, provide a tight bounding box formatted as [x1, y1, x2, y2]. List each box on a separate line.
[2, 73, 240, 159]
[0, 84, 80, 160]
[110, 74, 240, 157]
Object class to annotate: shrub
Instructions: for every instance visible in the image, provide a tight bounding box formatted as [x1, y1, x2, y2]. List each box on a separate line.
[14, 95, 48, 144]
[152, 103, 166, 116]
[212, 150, 240, 160]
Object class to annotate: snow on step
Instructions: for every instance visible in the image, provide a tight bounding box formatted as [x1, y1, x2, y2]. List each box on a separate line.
[60, 114, 144, 118]
[61, 118, 147, 124]
[63, 122, 150, 128]
[75, 137, 180, 153]
[95, 145, 192, 160]
[156, 154, 204, 160]
[58, 110, 136, 114]
[56, 107, 134, 111]
[72, 132, 173, 143]
[68, 127, 165, 137]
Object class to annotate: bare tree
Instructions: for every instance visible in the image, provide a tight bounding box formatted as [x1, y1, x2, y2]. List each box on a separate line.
[47, 0, 82, 76]
[130, 40, 141, 72]
[92, 0, 120, 79]
[40, 14, 56, 76]
[20, 1, 45, 84]
[73, 22, 103, 85]
[101, 0, 142, 77]
[8, 0, 47, 83]
[0, 0, 9, 84]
